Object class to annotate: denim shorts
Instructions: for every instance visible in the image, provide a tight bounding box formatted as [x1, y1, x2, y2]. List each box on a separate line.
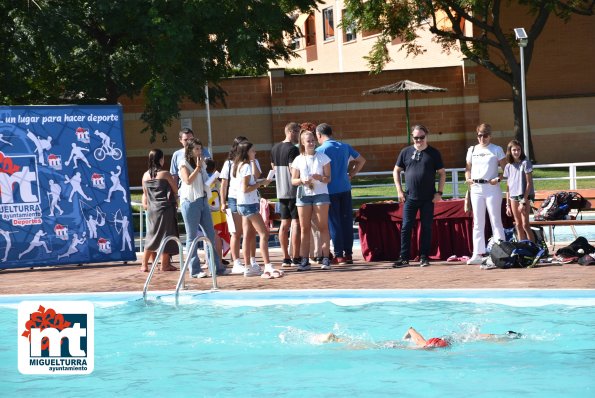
[227, 197, 238, 213]
[237, 203, 260, 217]
[510, 194, 535, 202]
[296, 193, 331, 207]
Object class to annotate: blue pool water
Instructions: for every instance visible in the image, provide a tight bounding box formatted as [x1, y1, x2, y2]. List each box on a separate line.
[1, 290, 594, 397]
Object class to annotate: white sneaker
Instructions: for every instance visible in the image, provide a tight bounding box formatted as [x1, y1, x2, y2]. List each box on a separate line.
[244, 264, 262, 277]
[231, 260, 246, 274]
[250, 257, 259, 266]
[466, 255, 484, 265]
[191, 272, 208, 278]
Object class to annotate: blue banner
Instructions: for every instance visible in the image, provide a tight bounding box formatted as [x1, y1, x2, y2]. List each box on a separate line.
[0, 105, 135, 269]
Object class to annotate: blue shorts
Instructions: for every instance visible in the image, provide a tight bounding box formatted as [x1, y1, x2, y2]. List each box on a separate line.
[296, 193, 331, 207]
[227, 197, 238, 213]
[237, 203, 260, 217]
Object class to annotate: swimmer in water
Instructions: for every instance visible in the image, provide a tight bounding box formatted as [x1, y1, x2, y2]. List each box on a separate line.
[312, 326, 522, 349]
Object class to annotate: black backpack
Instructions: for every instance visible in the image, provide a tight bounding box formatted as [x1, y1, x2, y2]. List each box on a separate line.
[531, 226, 549, 257]
[534, 191, 586, 221]
[490, 240, 545, 268]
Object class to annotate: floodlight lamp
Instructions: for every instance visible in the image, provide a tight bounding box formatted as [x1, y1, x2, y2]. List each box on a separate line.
[514, 28, 528, 47]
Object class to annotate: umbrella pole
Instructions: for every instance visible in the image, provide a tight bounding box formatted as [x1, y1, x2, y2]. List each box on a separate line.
[405, 92, 411, 145]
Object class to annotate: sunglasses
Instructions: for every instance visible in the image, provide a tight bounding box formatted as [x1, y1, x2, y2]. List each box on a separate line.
[411, 150, 423, 161]
[477, 134, 490, 138]
[412, 135, 426, 141]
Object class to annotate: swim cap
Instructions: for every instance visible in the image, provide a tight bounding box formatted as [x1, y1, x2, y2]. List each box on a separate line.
[424, 337, 450, 348]
[506, 331, 522, 339]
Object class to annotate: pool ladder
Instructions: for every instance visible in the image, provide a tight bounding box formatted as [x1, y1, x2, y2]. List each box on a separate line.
[143, 230, 218, 305]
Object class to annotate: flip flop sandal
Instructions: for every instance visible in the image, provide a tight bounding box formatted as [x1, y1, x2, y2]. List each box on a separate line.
[271, 269, 284, 278]
[554, 255, 578, 264]
[260, 271, 274, 279]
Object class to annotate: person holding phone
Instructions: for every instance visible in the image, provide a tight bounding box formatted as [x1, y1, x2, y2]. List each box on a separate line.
[179, 138, 225, 277]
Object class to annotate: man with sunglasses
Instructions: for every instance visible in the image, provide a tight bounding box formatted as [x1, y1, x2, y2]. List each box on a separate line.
[393, 125, 446, 267]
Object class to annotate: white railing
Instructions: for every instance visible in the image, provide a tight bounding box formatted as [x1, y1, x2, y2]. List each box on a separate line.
[354, 161, 595, 200]
[129, 162, 595, 250]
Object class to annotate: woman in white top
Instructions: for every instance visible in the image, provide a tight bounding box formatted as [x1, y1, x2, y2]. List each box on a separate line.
[179, 138, 224, 277]
[233, 141, 277, 278]
[291, 129, 332, 271]
[220, 136, 258, 274]
[464, 123, 507, 264]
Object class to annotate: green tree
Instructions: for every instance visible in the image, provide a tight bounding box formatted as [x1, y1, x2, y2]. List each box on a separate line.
[0, 0, 318, 142]
[344, 0, 594, 160]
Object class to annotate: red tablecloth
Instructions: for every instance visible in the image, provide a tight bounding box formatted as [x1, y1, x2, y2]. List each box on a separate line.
[356, 199, 513, 261]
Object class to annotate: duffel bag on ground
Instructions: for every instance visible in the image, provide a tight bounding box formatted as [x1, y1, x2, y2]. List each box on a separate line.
[490, 240, 545, 269]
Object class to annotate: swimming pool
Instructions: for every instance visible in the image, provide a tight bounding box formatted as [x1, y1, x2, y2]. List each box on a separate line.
[2, 289, 594, 397]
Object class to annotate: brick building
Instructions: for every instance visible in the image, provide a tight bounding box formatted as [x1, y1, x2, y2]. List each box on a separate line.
[120, 5, 594, 186]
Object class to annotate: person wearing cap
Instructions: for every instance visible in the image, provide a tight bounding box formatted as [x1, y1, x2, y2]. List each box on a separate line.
[465, 123, 507, 265]
[312, 326, 521, 349]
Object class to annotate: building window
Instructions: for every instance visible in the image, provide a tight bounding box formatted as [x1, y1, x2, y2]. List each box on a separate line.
[342, 10, 356, 42]
[291, 36, 301, 50]
[305, 14, 316, 46]
[362, 28, 381, 38]
[323, 7, 334, 41]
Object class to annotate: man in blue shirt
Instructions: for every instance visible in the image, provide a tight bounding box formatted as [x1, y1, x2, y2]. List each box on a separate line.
[170, 128, 212, 187]
[316, 123, 366, 264]
[393, 125, 446, 268]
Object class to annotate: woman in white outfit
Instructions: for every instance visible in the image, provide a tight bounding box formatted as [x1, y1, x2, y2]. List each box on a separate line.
[464, 123, 507, 265]
[220, 136, 258, 274]
[291, 130, 332, 271]
[234, 141, 278, 278]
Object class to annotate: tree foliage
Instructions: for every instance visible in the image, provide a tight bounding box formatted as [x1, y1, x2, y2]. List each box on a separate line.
[343, 0, 594, 159]
[0, 0, 319, 142]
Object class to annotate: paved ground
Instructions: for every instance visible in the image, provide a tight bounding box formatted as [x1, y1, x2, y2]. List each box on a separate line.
[1, 248, 594, 295]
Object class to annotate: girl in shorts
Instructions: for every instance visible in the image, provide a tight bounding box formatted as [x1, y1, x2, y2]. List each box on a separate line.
[233, 141, 278, 278]
[503, 139, 535, 242]
[220, 136, 259, 274]
[291, 129, 332, 271]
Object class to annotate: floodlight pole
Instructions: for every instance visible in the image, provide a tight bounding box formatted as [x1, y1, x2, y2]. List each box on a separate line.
[205, 84, 213, 157]
[405, 92, 411, 145]
[516, 29, 529, 156]
[520, 45, 529, 155]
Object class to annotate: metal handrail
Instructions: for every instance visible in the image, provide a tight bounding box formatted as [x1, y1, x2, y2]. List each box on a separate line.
[175, 234, 218, 306]
[142, 235, 185, 303]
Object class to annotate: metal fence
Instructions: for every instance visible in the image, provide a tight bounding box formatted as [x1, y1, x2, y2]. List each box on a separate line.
[352, 161, 595, 201]
[130, 161, 595, 250]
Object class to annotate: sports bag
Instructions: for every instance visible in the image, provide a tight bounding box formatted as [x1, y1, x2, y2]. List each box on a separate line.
[531, 226, 549, 257]
[490, 240, 545, 268]
[533, 191, 586, 221]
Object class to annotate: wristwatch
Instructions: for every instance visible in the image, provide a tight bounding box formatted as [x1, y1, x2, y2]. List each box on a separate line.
[436, 191, 443, 195]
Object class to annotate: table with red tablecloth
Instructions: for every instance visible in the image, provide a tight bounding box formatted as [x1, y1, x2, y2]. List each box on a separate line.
[356, 199, 513, 261]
